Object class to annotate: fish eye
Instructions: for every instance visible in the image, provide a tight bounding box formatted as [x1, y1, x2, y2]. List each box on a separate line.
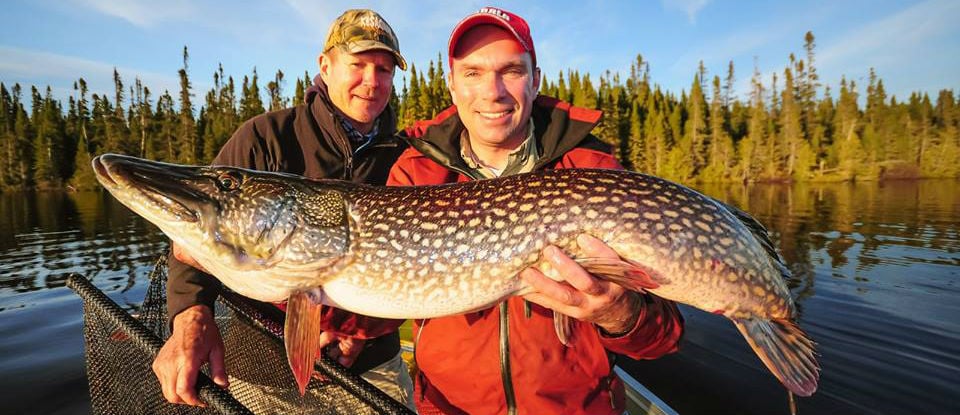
[217, 173, 240, 191]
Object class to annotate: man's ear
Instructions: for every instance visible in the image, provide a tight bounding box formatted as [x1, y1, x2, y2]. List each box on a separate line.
[447, 71, 457, 105]
[532, 67, 541, 93]
[318, 53, 331, 82]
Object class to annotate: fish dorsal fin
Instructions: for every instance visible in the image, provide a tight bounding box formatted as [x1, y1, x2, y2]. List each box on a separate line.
[717, 200, 791, 280]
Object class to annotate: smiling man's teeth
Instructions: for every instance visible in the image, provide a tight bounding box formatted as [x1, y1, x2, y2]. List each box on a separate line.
[478, 111, 509, 119]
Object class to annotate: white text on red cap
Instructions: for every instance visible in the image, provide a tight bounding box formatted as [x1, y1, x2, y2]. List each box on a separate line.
[478, 7, 510, 21]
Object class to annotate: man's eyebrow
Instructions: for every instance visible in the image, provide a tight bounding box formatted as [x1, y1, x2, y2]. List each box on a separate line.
[456, 62, 484, 71]
[456, 60, 528, 72]
[502, 62, 528, 71]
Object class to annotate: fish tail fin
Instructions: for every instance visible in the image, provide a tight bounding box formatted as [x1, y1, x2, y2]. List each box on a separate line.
[553, 312, 573, 346]
[284, 290, 325, 395]
[733, 318, 820, 397]
[574, 257, 664, 291]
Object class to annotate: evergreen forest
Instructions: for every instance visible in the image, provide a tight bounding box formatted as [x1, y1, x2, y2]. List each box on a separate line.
[1, 33, 958, 191]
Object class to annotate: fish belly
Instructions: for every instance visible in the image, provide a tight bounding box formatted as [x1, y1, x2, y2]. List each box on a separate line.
[318, 272, 525, 319]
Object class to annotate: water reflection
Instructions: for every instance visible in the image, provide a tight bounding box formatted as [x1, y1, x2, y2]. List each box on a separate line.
[0, 191, 166, 298]
[630, 179, 960, 415]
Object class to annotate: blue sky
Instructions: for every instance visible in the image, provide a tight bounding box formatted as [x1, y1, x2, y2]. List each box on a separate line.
[1, 0, 957, 109]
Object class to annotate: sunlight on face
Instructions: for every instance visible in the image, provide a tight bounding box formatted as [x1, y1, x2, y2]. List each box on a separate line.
[449, 25, 540, 150]
[319, 49, 396, 133]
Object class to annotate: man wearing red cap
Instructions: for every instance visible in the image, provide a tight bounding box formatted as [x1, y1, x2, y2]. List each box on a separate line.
[390, 7, 685, 415]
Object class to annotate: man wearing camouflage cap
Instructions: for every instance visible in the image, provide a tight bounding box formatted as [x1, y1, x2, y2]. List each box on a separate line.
[154, 9, 413, 410]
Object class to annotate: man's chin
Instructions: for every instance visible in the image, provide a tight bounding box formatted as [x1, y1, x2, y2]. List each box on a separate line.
[350, 104, 386, 121]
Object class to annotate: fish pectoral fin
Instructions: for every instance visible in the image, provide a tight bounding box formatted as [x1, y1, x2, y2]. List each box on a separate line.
[284, 290, 326, 396]
[553, 312, 574, 346]
[733, 318, 820, 397]
[574, 257, 665, 291]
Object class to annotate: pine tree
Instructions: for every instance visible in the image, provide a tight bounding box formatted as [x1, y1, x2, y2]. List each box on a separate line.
[240, 68, 265, 122]
[829, 77, 863, 179]
[556, 71, 568, 103]
[780, 68, 813, 179]
[663, 96, 693, 181]
[0, 84, 15, 188]
[431, 54, 452, 111]
[395, 76, 409, 128]
[924, 90, 960, 177]
[683, 66, 709, 174]
[642, 90, 670, 175]
[736, 66, 767, 182]
[294, 77, 305, 107]
[267, 69, 287, 112]
[417, 71, 432, 119]
[88, 93, 109, 156]
[594, 74, 624, 163]
[723, 60, 735, 108]
[571, 71, 597, 109]
[539, 72, 552, 97]
[423, 60, 439, 118]
[178, 47, 198, 163]
[131, 78, 154, 158]
[809, 86, 835, 177]
[912, 93, 933, 172]
[155, 91, 178, 162]
[628, 54, 651, 108]
[700, 76, 735, 181]
[31, 86, 56, 187]
[402, 63, 423, 126]
[626, 99, 645, 172]
[100, 69, 132, 155]
[69, 79, 97, 190]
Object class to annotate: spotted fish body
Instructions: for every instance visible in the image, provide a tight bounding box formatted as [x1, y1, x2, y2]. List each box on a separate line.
[327, 169, 794, 322]
[92, 154, 819, 397]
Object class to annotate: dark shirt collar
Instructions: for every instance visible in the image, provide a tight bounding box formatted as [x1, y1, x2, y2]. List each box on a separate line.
[339, 117, 380, 147]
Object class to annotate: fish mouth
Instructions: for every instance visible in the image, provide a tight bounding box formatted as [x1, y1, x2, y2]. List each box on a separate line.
[93, 154, 208, 223]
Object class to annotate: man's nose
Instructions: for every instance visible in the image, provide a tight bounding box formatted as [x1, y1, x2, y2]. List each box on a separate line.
[479, 73, 506, 100]
[361, 66, 380, 88]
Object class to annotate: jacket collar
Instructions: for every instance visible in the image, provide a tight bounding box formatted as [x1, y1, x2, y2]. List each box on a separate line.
[305, 74, 398, 146]
[403, 95, 601, 175]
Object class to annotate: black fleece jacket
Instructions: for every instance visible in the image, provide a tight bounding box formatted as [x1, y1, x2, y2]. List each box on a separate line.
[165, 75, 407, 373]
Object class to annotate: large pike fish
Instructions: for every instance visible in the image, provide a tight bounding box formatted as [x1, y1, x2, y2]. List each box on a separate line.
[93, 154, 819, 397]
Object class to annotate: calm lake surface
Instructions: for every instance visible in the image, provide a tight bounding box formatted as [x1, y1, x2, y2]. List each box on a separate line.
[1, 180, 958, 414]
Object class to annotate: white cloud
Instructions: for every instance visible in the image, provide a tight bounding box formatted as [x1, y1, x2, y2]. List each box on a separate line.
[281, 0, 344, 41]
[0, 46, 183, 104]
[661, 0, 711, 24]
[282, 0, 471, 59]
[819, 0, 959, 75]
[75, 0, 196, 28]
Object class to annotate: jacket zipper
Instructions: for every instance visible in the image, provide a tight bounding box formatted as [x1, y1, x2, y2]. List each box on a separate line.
[499, 302, 517, 415]
[349, 139, 400, 179]
[328, 117, 354, 179]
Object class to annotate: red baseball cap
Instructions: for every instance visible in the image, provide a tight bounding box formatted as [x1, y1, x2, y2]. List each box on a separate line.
[447, 6, 536, 69]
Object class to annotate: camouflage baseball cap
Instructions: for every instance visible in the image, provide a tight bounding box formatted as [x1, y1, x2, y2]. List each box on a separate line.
[323, 9, 407, 70]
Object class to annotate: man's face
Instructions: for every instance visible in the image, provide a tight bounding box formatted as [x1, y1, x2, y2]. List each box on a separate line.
[319, 49, 396, 133]
[449, 25, 540, 148]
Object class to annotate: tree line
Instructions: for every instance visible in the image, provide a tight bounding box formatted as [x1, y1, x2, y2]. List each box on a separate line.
[1, 33, 958, 191]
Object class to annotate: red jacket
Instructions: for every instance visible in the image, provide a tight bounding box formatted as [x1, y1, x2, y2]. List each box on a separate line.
[389, 96, 684, 415]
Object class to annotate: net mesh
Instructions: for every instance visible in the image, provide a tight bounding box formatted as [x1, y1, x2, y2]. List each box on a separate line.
[73, 253, 406, 415]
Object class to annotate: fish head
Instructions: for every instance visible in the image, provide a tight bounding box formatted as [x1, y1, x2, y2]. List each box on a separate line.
[93, 154, 351, 288]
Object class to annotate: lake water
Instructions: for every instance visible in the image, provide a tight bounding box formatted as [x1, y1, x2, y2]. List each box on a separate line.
[0, 181, 958, 414]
